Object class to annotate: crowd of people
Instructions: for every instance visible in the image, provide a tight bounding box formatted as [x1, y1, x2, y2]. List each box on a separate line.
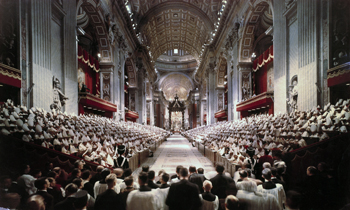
[1, 159, 346, 210]
[0, 98, 349, 210]
[184, 99, 349, 167]
[0, 99, 169, 167]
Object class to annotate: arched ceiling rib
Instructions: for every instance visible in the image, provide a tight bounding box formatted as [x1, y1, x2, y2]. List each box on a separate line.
[129, 0, 223, 61]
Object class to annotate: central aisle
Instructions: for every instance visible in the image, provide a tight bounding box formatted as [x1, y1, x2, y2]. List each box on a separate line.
[133, 134, 215, 175]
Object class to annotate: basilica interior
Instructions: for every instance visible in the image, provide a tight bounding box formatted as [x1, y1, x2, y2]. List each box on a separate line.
[1, 0, 350, 209]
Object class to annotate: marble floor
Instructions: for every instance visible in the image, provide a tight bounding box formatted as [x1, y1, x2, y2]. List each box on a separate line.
[132, 134, 215, 176]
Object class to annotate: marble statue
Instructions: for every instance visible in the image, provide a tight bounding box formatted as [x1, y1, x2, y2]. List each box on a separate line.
[50, 76, 68, 111]
[287, 76, 298, 112]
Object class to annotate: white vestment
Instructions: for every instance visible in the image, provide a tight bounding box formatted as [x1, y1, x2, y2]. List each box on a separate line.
[126, 189, 160, 210]
[199, 194, 219, 210]
[17, 174, 37, 195]
[257, 183, 286, 209]
[236, 190, 280, 210]
[155, 187, 170, 210]
[93, 181, 120, 198]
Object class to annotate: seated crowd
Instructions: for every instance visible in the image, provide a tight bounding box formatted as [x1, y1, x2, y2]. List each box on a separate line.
[1, 160, 344, 210]
[0, 99, 169, 167]
[183, 99, 349, 167]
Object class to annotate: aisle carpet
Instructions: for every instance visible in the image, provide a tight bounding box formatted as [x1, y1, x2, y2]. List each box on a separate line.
[133, 134, 215, 176]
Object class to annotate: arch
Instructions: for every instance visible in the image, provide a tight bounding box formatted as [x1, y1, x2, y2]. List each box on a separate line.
[76, 0, 111, 62]
[125, 57, 137, 88]
[158, 72, 195, 90]
[159, 73, 194, 101]
[239, 1, 272, 62]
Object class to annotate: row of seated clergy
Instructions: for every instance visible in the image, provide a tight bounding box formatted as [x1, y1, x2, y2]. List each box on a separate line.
[184, 98, 350, 163]
[0, 99, 168, 168]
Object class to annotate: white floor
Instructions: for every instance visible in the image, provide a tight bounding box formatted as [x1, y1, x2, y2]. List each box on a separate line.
[132, 134, 215, 176]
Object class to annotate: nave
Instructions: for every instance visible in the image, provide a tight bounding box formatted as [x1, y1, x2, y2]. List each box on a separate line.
[133, 134, 215, 177]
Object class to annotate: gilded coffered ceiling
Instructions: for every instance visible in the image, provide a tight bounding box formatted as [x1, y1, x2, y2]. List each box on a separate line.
[129, 0, 223, 61]
[160, 73, 193, 101]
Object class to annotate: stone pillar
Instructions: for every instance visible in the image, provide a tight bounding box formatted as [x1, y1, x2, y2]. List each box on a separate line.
[113, 49, 125, 121]
[192, 103, 197, 128]
[149, 99, 154, 125]
[135, 68, 146, 124]
[30, 0, 78, 113]
[200, 99, 206, 125]
[207, 65, 216, 125]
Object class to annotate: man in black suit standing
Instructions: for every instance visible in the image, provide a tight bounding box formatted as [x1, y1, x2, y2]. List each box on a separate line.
[166, 168, 202, 210]
[270, 167, 285, 187]
[34, 177, 54, 210]
[54, 183, 78, 210]
[189, 166, 206, 193]
[81, 170, 94, 198]
[147, 170, 159, 189]
[210, 164, 235, 199]
[94, 174, 122, 210]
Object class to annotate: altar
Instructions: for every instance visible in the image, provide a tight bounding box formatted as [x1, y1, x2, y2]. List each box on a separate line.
[167, 95, 186, 130]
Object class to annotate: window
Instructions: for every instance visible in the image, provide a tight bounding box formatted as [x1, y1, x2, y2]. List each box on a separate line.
[174, 49, 178, 54]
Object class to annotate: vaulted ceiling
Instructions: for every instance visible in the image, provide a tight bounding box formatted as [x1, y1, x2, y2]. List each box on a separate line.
[160, 73, 193, 101]
[129, 0, 223, 61]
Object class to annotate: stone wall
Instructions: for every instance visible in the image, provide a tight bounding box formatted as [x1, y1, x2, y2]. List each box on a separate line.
[29, 0, 77, 113]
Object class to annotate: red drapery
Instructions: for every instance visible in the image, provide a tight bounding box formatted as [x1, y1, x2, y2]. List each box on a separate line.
[252, 45, 273, 95]
[255, 64, 268, 94]
[78, 46, 100, 72]
[252, 45, 273, 72]
[78, 46, 100, 95]
[0, 63, 21, 88]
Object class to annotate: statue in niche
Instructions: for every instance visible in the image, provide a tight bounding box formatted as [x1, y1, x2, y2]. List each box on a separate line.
[103, 83, 110, 96]
[50, 77, 68, 111]
[287, 75, 298, 112]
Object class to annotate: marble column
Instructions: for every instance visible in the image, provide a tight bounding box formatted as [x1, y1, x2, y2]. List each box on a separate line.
[135, 68, 146, 124]
[207, 66, 216, 125]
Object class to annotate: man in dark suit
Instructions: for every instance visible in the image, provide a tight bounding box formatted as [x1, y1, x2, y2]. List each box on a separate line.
[81, 170, 94, 198]
[89, 166, 104, 186]
[94, 174, 122, 210]
[166, 168, 202, 210]
[120, 176, 135, 210]
[261, 168, 276, 189]
[189, 166, 206, 193]
[270, 167, 285, 186]
[47, 177, 63, 204]
[210, 164, 235, 199]
[147, 170, 159, 189]
[54, 183, 78, 210]
[114, 145, 129, 169]
[34, 177, 54, 210]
